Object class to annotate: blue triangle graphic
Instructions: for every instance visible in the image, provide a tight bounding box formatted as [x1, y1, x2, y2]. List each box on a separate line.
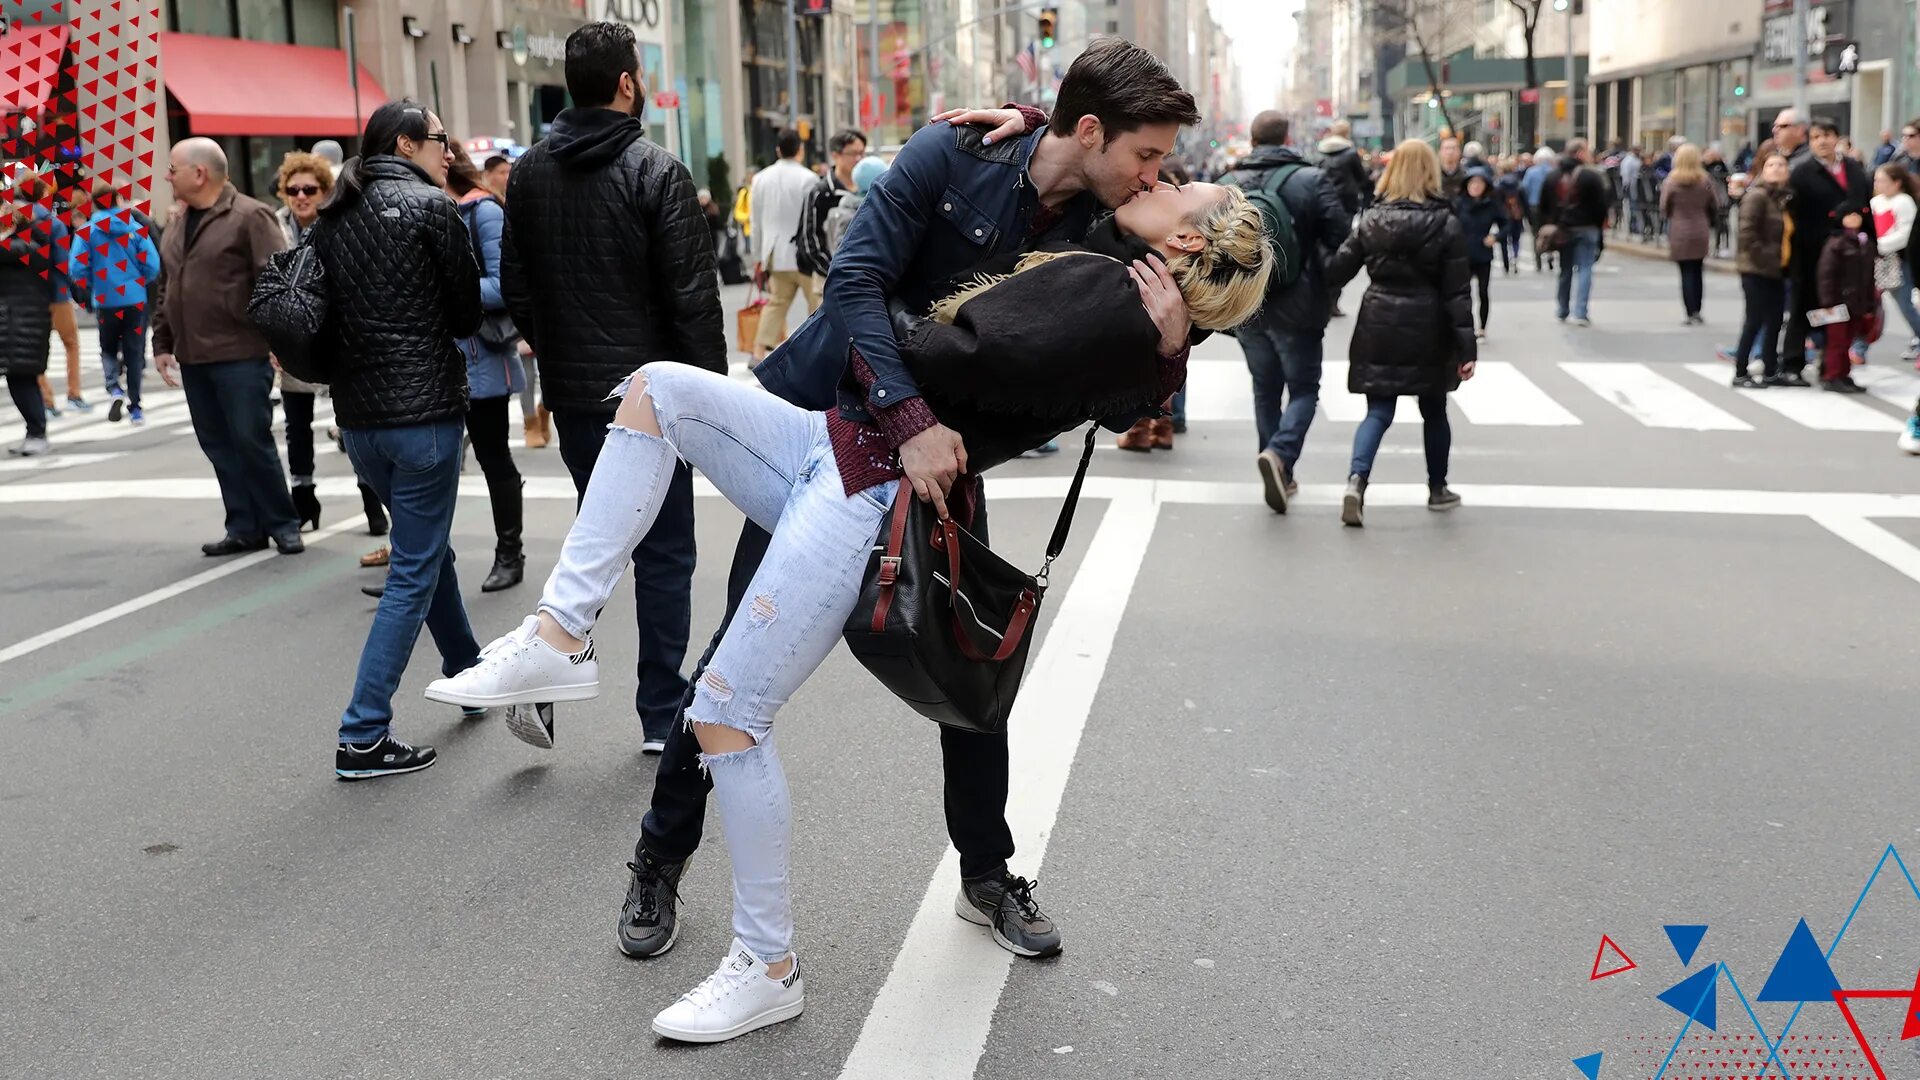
[1663, 924, 1708, 967]
[1572, 1051, 1603, 1080]
[1756, 918, 1842, 1003]
[1657, 964, 1718, 1030]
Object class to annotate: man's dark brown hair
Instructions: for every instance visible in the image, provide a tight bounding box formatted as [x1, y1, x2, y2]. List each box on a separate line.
[1048, 37, 1199, 144]
[1249, 110, 1289, 147]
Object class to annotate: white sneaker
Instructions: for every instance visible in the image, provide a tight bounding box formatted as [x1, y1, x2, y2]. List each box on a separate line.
[1900, 415, 1920, 455]
[422, 615, 600, 708]
[651, 939, 804, 1043]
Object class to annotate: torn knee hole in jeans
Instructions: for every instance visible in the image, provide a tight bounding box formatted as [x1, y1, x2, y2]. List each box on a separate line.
[748, 594, 778, 627]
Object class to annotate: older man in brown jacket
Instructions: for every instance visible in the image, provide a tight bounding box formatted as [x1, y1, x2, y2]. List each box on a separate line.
[152, 137, 303, 556]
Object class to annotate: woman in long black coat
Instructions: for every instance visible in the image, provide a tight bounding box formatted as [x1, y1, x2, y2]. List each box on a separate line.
[1326, 139, 1477, 527]
[0, 203, 55, 457]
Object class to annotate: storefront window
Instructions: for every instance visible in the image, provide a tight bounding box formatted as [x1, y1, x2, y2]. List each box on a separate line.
[170, 0, 234, 36]
[290, 0, 339, 48]
[1715, 59, 1750, 152]
[245, 135, 297, 199]
[1679, 66, 1709, 146]
[236, 0, 290, 43]
[674, 0, 729, 194]
[1637, 71, 1676, 153]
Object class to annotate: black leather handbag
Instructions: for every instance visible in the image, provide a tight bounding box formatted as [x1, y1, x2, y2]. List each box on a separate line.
[248, 237, 332, 385]
[842, 428, 1097, 734]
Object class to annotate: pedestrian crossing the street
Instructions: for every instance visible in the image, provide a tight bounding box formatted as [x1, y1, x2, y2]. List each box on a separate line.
[1179, 357, 1920, 434]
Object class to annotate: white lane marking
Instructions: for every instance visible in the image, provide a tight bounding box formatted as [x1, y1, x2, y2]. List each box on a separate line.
[0, 515, 370, 668]
[13, 475, 1920, 519]
[1811, 514, 1920, 586]
[835, 495, 1161, 1080]
[0, 451, 125, 473]
[1179, 359, 1252, 423]
[1561, 361, 1751, 430]
[0, 393, 193, 444]
[1454, 361, 1581, 425]
[1317, 362, 1410, 423]
[1681, 363, 1902, 432]
[1850, 364, 1920, 412]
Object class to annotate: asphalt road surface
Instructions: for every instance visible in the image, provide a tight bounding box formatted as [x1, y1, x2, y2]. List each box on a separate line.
[7, 254, 1920, 1080]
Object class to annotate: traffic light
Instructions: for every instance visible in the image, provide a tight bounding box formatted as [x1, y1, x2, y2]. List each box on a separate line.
[1038, 7, 1058, 50]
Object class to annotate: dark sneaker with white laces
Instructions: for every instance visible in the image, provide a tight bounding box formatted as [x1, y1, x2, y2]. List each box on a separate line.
[956, 872, 1062, 958]
[335, 735, 437, 781]
[618, 853, 687, 958]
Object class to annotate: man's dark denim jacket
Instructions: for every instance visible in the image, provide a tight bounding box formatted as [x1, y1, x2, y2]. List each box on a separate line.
[752, 119, 1100, 424]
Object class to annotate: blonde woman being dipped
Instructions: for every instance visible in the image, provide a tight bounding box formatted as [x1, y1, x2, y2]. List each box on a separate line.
[425, 180, 1273, 1043]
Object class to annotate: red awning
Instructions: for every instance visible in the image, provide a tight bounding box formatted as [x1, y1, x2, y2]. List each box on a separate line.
[160, 32, 386, 137]
[0, 25, 68, 114]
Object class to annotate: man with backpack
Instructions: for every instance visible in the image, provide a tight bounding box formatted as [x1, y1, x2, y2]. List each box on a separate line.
[1224, 110, 1352, 515]
[792, 128, 866, 281]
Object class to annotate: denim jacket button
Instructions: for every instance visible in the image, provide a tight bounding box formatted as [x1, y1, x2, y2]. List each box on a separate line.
[942, 202, 953, 212]
[974, 228, 984, 237]
[875, 388, 888, 399]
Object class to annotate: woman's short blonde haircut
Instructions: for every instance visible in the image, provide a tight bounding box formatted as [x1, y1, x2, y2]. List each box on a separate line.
[1376, 139, 1443, 202]
[276, 151, 335, 199]
[1167, 184, 1273, 331]
[1668, 143, 1706, 187]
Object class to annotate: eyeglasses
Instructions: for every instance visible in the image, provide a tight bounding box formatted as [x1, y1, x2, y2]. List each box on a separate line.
[423, 132, 450, 149]
[284, 184, 321, 197]
[1772, 122, 1791, 131]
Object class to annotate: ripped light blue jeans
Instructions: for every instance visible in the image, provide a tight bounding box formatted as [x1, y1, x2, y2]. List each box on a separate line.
[538, 362, 892, 962]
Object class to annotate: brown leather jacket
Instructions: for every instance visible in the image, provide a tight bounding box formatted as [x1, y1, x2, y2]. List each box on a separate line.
[151, 184, 286, 364]
[1736, 182, 1791, 279]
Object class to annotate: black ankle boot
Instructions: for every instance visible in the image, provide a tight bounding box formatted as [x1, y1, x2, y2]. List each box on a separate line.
[359, 482, 389, 537]
[291, 483, 321, 531]
[481, 549, 524, 593]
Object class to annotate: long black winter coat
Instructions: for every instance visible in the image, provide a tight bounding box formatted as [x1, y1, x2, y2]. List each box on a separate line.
[0, 225, 56, 377]
[311, 156, 482, 429]
[1223, 145, 1352, 333]
[501, 107, 727, 412]
[1325, 197, 1475, 397]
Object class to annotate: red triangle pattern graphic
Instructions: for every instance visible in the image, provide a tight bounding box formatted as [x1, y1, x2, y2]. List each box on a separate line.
[1, 0, 164, 298]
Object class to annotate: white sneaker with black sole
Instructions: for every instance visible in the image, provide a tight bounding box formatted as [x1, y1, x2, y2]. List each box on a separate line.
[651, 939, 804, 1043]
[423, 614, 600, 708]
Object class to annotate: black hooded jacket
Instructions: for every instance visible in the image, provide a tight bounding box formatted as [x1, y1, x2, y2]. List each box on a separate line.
[501, 107, 726, 412]
[311, 156, 481, 428]
[1326, 197, 1475, 396]
[1223, 145, 1352, 333]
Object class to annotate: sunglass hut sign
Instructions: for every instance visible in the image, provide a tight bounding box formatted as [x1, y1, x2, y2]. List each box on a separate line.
[506, 24, 569, 67]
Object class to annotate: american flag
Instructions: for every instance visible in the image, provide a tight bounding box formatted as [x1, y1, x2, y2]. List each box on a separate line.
[1015, 41, 1038, 85]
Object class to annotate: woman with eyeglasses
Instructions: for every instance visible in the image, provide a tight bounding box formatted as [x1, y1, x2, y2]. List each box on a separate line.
[271, 151, 391, 550]
[308, 99, 484, 781]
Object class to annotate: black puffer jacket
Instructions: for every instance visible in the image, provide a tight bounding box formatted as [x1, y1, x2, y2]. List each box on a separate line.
[310, 157, 480, 428]
[0, 224, 54, 376]
[1325, 197, 1475, 396]
[501, 107, 726, 412]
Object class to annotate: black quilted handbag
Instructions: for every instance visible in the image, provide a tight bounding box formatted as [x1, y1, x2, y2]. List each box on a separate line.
[842, 428, 1096, 734]
[248, 238, 332, 385]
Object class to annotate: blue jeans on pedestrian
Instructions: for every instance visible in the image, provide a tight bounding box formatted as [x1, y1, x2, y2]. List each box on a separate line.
[1348, 394, 1451, 486]
[552, 406, 696, 745]
[539, 362, 891, 962]
[1239, 319, 1323, 468]
[338, 417, 479, 745]
[96, 305, 146, 406]
[1890, 260, 1920, 347]
[1555, 225, 1601, 320]
[179, 358, 299, 542]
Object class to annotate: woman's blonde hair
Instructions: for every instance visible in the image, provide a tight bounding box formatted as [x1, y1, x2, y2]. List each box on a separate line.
[1164, 184, 1272, 330]
[1376, 139, 1442, 201]
[276, 151, 335, 199]
[1669, 143, 1706, 186]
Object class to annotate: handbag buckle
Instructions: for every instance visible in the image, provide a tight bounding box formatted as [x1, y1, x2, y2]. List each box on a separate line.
[877, 555, 901, 586]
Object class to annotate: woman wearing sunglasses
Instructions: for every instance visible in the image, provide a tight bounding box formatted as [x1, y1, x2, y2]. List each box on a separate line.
[271, 152, 389, 550]
[307, 99, 485, 780]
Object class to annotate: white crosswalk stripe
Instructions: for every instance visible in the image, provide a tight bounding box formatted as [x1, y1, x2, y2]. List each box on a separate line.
[1558, 361, 1752, 430]
[1681, 363, 1903, 431]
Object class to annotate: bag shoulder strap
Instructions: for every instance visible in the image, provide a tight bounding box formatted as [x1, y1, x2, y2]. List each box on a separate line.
[1038, 425, 1101, 583]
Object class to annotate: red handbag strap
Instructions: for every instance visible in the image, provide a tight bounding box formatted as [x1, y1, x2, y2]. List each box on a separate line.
[869, 477, 914, 633]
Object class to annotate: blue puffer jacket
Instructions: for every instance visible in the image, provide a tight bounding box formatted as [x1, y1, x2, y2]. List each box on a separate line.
[457, 194, 525, 401]
[69, 207, 161, 310]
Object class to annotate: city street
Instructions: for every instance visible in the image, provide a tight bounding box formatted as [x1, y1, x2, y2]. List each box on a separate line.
[7, 257, 1920, 1080]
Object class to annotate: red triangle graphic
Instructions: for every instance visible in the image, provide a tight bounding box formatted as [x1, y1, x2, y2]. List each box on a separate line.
[1590, 934, 1637, 981]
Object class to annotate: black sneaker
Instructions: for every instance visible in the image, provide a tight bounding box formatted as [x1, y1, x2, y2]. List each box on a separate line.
[1772, 372, 1812, 388]
[956, 872, 1062, 958]
[335, 735, 436, 781]
[618, 853, 687, 958]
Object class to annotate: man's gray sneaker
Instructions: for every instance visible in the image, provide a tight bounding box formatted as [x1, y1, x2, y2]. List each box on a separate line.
[618, 853, 686, 958]
[8, 435, 49, 457]
[956, 873, 1061, 958]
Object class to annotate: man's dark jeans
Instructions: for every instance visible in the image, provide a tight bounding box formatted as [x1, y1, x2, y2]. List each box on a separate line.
[180, 358, 298, 542]
[552, 408, 695, 743]
[640, 512, 1017, 883]
[97, 305, 147, 407]
[1238, 319, 1324, 468]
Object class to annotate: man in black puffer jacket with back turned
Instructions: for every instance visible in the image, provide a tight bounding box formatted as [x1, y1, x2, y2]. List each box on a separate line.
[502, 21, 726, 752]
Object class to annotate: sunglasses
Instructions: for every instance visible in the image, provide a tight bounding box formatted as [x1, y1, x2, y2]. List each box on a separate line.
[285, 184, 321, 197]
[422, 132, 450, 150]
